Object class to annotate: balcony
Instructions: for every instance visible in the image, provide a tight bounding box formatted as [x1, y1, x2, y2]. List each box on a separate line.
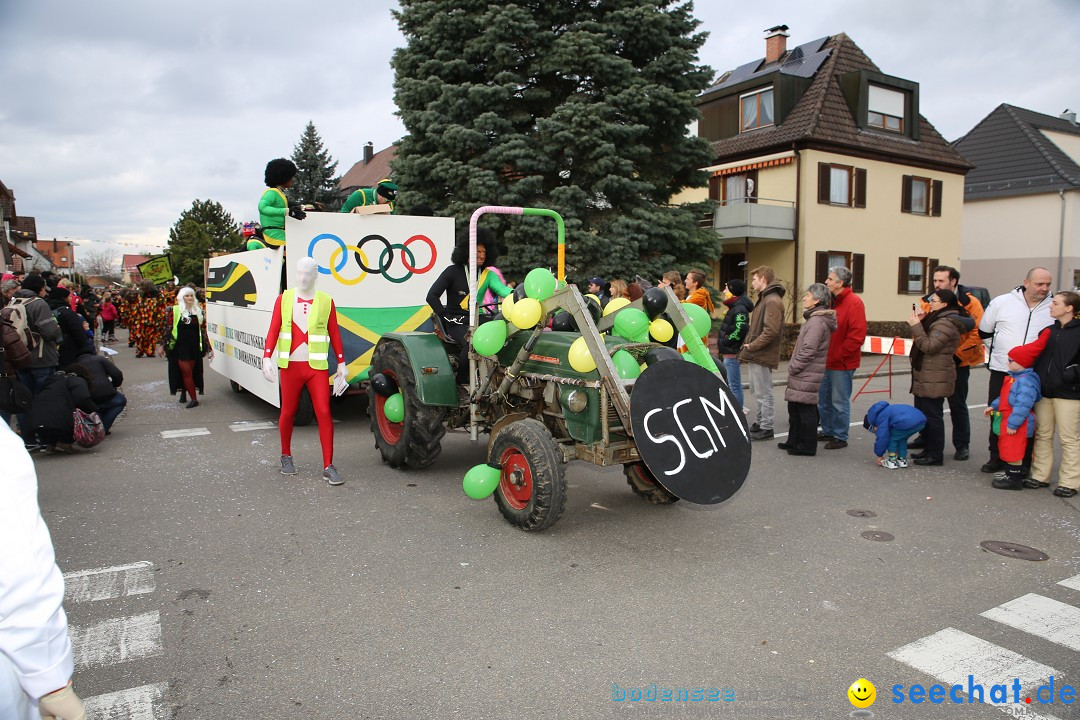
[700, 198, 795, 242]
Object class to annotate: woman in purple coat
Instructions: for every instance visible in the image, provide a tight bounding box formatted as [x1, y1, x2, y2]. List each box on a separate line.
[781, 284, 837, 456]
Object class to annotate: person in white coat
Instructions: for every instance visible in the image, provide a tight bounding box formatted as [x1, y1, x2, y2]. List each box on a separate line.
[0, 423, 86, 720]
[977, 267, 1054, 475]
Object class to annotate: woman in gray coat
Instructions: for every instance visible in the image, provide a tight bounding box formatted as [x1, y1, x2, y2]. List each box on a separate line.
[781, 284, 837, 456]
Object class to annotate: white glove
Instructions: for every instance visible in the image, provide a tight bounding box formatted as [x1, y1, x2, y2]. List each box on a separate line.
[39, 682, 86, 720]
[332, 364, 348, 397]
[261, 356, 277, 384]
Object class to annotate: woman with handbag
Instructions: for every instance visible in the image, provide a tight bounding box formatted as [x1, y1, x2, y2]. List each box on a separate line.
[22, 366, 98, 453]
[157, 287, 213, 408]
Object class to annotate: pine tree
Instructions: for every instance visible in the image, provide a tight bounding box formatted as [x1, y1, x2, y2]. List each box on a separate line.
[391, 0, 720, 283]
[166, 199, 243, 283]
[290, 121, 341, 210]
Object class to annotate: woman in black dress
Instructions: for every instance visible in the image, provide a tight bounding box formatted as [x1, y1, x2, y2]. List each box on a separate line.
[157, 286, 213, 408]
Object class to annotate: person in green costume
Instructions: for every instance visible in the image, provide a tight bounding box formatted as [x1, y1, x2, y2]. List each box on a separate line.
[340, 178, 397, 214]
[249, 158, 308, 251]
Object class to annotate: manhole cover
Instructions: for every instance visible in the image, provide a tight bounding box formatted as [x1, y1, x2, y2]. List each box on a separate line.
[980, 541, 1049, 561]
[861, 531, 894, 542]
[847, 509, 878, 518]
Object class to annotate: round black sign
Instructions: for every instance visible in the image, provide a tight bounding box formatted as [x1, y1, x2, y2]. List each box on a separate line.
[629, 360, 751, 504]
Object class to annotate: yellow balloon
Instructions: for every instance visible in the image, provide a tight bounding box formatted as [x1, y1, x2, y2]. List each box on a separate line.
[501, 294, 515, 318]
[510, 297, 542, 329]
[585, 293, 600, 304]
[568, 336, 596, 373]
[649, 318, 674, 342]
[603, 297, 630, 316]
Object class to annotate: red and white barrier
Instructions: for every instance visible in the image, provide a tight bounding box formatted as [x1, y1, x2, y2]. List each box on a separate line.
[862, 336, 914, 356]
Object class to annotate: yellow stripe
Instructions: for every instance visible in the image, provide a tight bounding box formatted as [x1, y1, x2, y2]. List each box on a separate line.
[337, 307, 433, 382]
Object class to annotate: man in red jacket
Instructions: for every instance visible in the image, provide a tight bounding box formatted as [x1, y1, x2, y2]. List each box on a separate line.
[818, 266, 867, 449]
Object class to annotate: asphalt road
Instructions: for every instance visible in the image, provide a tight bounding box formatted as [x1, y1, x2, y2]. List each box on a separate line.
[30, 337, 1080, 720]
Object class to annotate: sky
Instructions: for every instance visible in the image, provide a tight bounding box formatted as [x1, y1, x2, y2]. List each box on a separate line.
[1, 0, 1077, 265]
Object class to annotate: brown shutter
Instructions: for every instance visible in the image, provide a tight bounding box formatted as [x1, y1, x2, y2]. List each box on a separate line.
[852, 253, 865, 293]
[898, 257, 908, 294]
[818, 163, 830, 204]
[854, 168, 867, 208]
[708, 175, 721, 201]
[815, 251, 830, 283]
[901, 175, 912, 213]
[931, 179, 943, 217]
[928, 258, 939, 295]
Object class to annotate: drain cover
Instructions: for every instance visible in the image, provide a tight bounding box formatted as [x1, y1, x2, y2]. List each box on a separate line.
[847, 509, 878, 518]
[980, 541, 1049, 561]
[861, 531, 894, 542]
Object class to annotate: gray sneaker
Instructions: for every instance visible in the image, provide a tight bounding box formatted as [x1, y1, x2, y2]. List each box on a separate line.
[280, 454, 298, 475]
[323, 464, 343, 486]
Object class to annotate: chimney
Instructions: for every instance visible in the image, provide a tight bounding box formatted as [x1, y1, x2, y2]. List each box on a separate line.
[1060, 109, 1077, 126]
[764, 25, 789, 65]
[363, 142, 374, 165]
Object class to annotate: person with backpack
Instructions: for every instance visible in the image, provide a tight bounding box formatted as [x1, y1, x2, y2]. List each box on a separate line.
[5, 275, 63, 446]
[45, 286, 92, 368]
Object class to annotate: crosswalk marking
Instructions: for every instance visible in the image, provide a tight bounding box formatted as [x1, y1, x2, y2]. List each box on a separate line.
[84, 682, 168, 719]
[229, 420, 276, 432]
[160, 428, 210, 438]
[887, 628, 1061, 719]
[64, 561, 155, 603]
[71, 611, 163, 670]
[1058, 574, 1080, 592]
[981, 593, 1080, 653]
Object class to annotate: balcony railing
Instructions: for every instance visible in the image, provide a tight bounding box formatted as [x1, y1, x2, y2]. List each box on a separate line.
[698, 198, 796, 241]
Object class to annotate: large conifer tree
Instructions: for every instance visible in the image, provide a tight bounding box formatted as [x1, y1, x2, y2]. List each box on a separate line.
[167, 199, 242, 283]
[391, 0, 719, 282]
[290, 121, 341, 210]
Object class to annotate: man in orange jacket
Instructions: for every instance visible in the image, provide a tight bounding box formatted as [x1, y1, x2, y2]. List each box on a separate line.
[909, 265, 984, 461]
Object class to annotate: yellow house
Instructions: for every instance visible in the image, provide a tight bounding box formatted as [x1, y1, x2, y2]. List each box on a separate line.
[677, 27, 972, 322]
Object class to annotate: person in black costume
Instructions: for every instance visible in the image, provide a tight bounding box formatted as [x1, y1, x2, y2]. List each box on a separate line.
[157, 286, 213, 408]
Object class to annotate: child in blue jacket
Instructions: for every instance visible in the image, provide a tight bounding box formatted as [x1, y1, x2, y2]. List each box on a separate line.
[987, 347, 1043, 491]
[863, 401, 927, 469]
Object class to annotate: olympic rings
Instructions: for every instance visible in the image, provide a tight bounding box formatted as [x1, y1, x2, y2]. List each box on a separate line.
[308, 234, 348, 275]
[306, 231, 439, 283]
[328, 245, 369, 286]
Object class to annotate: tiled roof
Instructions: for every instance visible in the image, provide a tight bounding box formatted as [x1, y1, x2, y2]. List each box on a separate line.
[704, 34, 971, 173]
[339, 145, 397, 193]
[954, 104, 1080, 200]
[12, 216, 37, 241]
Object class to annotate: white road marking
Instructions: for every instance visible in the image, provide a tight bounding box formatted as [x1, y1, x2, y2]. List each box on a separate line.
[1058, 574, 1080, 592]
[229, 420, 276, 432]
[71, 612, 163, 670]
[64, 561, 155, 603]
[84, 682, 168, 719]
[981, 593, 1080, 652]
[888, 627, 1061, 719]
[160, 428, 211, 438]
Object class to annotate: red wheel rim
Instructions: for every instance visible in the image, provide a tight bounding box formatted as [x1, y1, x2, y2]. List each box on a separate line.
[499, 447, 533, 510]
[375, 371, 403, 444]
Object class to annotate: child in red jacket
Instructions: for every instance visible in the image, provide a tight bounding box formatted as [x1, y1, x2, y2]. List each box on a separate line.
[987, 345, 1042, 491]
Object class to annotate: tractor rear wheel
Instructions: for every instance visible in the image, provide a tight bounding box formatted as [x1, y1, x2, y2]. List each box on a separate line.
[624, 462, 680, 504]
[368, 340, 446, 469]
[490, 419, 567, 531]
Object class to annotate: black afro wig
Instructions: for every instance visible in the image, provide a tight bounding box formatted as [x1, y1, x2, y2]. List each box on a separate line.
[264, 158, 298, 188]
[451, 226, 499, 268]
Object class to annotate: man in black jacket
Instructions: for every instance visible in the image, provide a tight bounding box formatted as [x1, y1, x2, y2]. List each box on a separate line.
[68, 350, 126, 434]
[716, 278, 752, 412]
[45, 287, 91, 367]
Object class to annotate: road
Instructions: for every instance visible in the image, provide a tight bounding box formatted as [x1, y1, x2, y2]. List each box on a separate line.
[31, 339, 1080, 720]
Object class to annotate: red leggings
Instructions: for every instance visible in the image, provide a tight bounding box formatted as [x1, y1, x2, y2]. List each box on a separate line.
[279, 363, 334, 467]
[177, 360, 198, 399]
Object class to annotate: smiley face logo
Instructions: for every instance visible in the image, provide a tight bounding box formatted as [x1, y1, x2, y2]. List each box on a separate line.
[848, 678, 876, 708]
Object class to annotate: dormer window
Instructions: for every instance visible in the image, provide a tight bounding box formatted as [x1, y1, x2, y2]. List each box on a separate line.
[868, 84, 905, 133]
[740, 87, 774, 132]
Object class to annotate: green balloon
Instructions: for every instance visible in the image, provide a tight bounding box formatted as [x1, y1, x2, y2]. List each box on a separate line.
[611, 350, 641, 379]
[463, 463, 501, 500]
[471, 319, 508, 356]
[383, 392, 405, 423]
[681, 302, 712, 339]
[613, 308, 649, 342]
[524, 268, 557, 301]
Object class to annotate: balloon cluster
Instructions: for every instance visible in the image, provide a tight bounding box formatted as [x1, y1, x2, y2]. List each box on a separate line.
[371, 372, 405, 423]
[462, 462, 501, 500]
[472, 267, 560, 357]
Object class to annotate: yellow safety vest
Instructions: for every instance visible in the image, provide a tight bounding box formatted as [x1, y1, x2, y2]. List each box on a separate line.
[277, 289, 332, 369]
[169, 306, 202, 351]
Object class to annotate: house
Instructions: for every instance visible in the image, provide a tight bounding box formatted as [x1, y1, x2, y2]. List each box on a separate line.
[954, 104, 1080, 294]
[339, 142, 396, 197]
[34, 238, 75, 276]
[676, 26, 972, 321]
[121, 254, 150, 285]
[0, 179, 51, 273]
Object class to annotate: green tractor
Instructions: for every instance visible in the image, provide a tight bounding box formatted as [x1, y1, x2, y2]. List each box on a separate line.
[368, 207, 751, 531]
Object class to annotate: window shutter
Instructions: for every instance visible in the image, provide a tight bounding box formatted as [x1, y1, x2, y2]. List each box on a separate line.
[897, 257, 908, 294]
[931, 180, 943, 217]
[815, 251, 830, 283]
[854, 168, 867, 208]
[901, 175, 912, 213]
[852, 253, 865, 293]
[708, 175, 721, 201]
[928, 258, 939, 295]
[818, 164, 830, 204]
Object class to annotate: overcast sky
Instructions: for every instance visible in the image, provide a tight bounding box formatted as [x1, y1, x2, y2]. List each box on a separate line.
[1, 0, 1077, 262]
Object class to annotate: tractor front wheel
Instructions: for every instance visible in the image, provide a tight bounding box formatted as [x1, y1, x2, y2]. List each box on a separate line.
[368, 340, 446, 469]
[624, 462, 680, 504]
[490, 419, 567, 531]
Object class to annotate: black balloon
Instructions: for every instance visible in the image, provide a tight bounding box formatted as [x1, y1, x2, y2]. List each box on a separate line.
[513, 284, 528, 302]
[584, 297, 602, 323]
[644, 346, 682, 366]
[642, 287, 668, 319]
[370, 372, 398, 397]
[551, 311, 577, 332]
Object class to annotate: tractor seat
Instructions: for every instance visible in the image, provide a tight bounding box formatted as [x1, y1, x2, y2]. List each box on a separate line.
[431, 312, 463, 348]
